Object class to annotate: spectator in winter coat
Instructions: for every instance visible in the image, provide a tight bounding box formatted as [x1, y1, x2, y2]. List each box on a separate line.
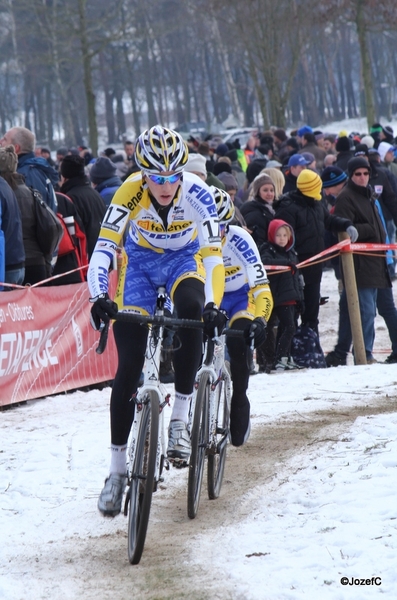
[296, 125, 313, 146]
[378, 142, 397, 178]
[354, 144, 397, 279]
[272, 129, 289, 163]
[335, 136, 355, 172]
[0, 145, 46, 285]
[0, 174, 25, 289]
[55, 147, 68, 173]
[60, 155, 106, 258]
[263, 167, 285, 200]
[360, 135, 375, 150]
[110, 153, 130, 180]
[323, 135, 337, 155]
[40, 148, 56, 168]
[240, 173, 275, 248]
[280, 137, 300, 166]
[79, 146, 94, 166]
[298, 133, 327, 170]
[275, 169, 357, 335]
[282, 154, 310, 194]
[236, 158, 268, 204]
[184, 153, 226, 190]
[323, 154, 337, 168]
[89, 157, 123, 207]
[0, 127, 58, 211]
[321, 165, 349, 281]
[379, 125, 395, 146]
[51, 192, 89, 285]
[369, 123, 383, 148]
[260, 219, 304, 371]
[225, 148, 246, 191]
[216, 172, 241, 207]
[326, 157, 397, 365]
[301, 152, 317, 172]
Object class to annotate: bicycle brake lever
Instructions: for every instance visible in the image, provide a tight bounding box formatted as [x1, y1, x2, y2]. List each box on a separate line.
[96, 321, 110, 355]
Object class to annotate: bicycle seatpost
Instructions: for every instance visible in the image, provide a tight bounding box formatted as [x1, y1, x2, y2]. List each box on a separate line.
[156, 286, 167, 315]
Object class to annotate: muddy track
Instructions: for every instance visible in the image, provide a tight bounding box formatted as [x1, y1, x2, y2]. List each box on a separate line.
[20, 396, 396, 600]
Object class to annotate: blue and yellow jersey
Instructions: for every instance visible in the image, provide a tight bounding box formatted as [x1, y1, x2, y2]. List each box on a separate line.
[222, 225, 273, 321]
[88, 171, 225, 306]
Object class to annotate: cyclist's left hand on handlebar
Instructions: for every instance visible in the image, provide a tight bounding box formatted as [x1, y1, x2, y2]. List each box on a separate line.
[244, 317, 267, 348]
[89, 293, 118, 331]
[202, 302, 228, 337]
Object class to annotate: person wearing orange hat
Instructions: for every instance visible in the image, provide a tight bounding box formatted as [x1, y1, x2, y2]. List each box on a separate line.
[275, 170, 357, 337]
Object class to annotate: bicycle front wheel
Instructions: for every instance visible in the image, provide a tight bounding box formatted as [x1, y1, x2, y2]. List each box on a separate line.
[187, 372, 209, 519]
[127, 390, 159, 565]
[207, 368, 231, 499]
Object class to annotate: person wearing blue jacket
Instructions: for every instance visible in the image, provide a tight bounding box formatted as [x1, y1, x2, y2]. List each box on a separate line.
[0, 176, 25, 288]
[0, 127, 59, 212]
[89, 157, 123, 207]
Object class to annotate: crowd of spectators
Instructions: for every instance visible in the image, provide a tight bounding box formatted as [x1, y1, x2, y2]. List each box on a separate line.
[1, 122, 397, 369]
[184, 122, 397, 368]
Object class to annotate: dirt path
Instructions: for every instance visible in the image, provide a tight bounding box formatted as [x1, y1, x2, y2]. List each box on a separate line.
[16, 395, 396, 600]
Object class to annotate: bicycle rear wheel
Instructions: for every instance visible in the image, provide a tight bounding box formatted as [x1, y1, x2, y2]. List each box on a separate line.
[207, 368, 231, 499]
[187, 372, 210, 519]
[127, 390, 159, 564]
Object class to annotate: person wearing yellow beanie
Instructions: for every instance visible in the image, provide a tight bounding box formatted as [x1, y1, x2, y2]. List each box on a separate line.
[275, 169, 357, 339]
[296, 169, 323, 200]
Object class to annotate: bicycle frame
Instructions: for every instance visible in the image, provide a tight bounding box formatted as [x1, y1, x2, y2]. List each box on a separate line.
[95, 288, 208, 562]
[126, 292, 171, 494]
[190, 334, 231, 454]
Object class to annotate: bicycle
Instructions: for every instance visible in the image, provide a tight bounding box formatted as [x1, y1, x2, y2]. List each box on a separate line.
[96, 287, 205, 564]
[187, 329, 238, 520]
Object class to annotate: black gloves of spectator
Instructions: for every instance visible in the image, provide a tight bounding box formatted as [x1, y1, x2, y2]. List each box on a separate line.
[202, 302, 228, 337]
[244, 317, 267, 348]
[90, 293, 118, 331]
[288, 262, 297, 275]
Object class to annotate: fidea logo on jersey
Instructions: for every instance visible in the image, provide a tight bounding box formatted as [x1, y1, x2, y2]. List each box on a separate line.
[188, 184, 217, 217]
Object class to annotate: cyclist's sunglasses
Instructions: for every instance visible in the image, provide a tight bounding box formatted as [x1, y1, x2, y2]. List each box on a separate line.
[145, 172, 182, 185]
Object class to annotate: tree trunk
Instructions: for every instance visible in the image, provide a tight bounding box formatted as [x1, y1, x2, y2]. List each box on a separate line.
[355, 0, 376, 128]
[99, 53, 116, 144]
[78, 0, 98, 156]
[140, 36, 157, 127]
[211, 20, 241, 124]
[45, 82, 54, 148]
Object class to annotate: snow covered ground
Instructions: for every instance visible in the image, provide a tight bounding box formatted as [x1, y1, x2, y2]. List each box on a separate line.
[1, 268, 397, 599]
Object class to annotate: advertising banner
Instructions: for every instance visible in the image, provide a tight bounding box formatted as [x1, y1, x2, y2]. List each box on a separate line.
[0, 282, 117, 407]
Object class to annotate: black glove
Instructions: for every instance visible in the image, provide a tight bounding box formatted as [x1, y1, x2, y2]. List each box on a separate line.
[319, 296, 329, 305]
[90, 293, 118, 331]
[244, 317, 267, 348]
[288, 262, 297, 276]
[202, 303, 228, 337]
[296, 300, 305, 316]
[232, 138, 241, 149]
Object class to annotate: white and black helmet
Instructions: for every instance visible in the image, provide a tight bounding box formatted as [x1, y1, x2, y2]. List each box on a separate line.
[135, 125, 189, 173]
[211, 186, 235, 224]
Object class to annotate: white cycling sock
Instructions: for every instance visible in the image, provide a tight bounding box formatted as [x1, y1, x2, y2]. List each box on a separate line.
[109, 444, 127, 474]
[171, 392, 192, 424]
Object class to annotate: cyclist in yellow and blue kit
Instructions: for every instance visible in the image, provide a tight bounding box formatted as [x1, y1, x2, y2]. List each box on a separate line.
[211, 187, 273, 446]
[88, 126, 225, 516]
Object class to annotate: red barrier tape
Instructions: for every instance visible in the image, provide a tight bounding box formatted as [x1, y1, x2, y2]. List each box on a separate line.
[263, 239, 395, 272]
